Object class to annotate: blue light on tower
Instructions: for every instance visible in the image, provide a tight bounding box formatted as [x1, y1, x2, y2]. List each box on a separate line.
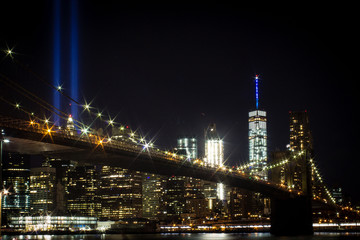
[53, 0, 61, 124]
[255, 74, 259, 109]
[70, 0, 79, 121]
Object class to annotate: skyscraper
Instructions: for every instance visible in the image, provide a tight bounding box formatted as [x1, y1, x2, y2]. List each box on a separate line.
[248, 75, 268, 180]
[1, 152, 30, 215]
[288, 110, 313, 195]
[289, 111, 313, 152]
[67, 166, 100, 217]
[30, 167, 56, 214]
[142, 173, 166, 220]
[177, 137, 198, 160]
[204, 123, 223, 168]
[98, 166, 142, 220]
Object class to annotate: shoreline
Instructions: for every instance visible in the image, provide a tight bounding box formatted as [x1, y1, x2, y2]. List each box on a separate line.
[1, 228, 360, 236]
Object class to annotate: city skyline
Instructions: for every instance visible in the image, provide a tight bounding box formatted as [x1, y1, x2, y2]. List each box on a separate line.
[0, 2, 358, 204]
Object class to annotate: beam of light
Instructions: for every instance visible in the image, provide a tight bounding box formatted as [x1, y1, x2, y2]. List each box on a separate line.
[53, 0, 61, 125]
[70, 0, 79, 121]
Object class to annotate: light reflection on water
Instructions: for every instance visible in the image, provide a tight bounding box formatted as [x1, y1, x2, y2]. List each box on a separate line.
[1, 232, 360, 240]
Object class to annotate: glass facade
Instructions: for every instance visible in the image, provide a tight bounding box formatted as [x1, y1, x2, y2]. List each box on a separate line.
[248, 110, 267, 180]
[30, 167, 56, 214]
[99, 166, 142, 220]
[1, 152, 30, 214]
[204, 124, 223, 168]
[8, 216, 97, 231]
[289, 111, 313, 151]
[177, 137, 198, 160]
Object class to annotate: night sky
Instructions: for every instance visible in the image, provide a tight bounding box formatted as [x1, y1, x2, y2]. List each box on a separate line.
[1, 3, 359, 201]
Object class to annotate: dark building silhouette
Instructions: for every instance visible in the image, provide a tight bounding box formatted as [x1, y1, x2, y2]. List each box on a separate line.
[67, 165, 100, 217]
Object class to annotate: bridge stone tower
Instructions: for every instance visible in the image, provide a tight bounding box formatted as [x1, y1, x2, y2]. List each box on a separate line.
[269, 110, 314, 235]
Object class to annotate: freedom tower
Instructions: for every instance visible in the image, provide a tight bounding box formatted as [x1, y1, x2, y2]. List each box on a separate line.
[248, 75, 268, 180]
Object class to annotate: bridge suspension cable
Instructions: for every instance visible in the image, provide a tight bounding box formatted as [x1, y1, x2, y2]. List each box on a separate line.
[309, 158, 336, 204]
[8, 56, 127, 126]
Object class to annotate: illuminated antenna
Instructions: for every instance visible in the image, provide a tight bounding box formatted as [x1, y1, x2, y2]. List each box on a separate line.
[255, 74, 259, 109]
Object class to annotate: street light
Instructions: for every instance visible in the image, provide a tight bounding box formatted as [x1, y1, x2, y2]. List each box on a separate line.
[0, 189, 9, 235]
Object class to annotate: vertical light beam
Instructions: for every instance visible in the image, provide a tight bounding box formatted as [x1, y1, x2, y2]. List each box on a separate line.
[53, 0, 61, 124]
[70, 0, 79, 121]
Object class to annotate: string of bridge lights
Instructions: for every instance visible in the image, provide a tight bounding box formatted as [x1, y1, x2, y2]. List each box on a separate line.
[309, 158, 336, 204]
[235, 150, 336, 204]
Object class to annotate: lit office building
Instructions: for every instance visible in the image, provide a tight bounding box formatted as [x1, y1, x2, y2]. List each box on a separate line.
[42, 157, 77, 214]
[203, 182, 217, 211]
[184, 177, 208, 219]
[289, 110, 314, 195]
[1, 152, 30, 215]
[164, 176, 186, 217]
[30, 167, 56, 214]
[204, 123, 223, 168]
[99, 166, 142, 220]
[67, 166, 101, 217]
[177, 137, 198, 160]
[249, 75, 267, 180]
[8, 215, 97, 231]
[289, 111, 313, 152]
[142, 173, 166, 220]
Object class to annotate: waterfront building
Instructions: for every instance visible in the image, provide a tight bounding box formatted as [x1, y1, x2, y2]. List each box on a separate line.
[99, 166, 142, 220]
[164, 176, 186, 218]
[29, 167, 56, 214]
[67, 165, 101, 217]
[8, 215, 97, 231]
[248, 75, 267, 180]
[229, 187, 250, 219]
[1, 152, 30, 216]
[42, 157, 76, 214]
[142, 173, 167, 220]
[177, 137, 198, 160]
[203, 181, 227, 218]
[204, 123, 223, 168]
[183, 177, 208, 219]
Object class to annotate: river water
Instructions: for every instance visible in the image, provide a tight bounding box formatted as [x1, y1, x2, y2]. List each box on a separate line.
[2, 233, 360, 240]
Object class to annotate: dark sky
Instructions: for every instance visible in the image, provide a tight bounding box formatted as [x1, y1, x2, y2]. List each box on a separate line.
[1, 3, 359, 201]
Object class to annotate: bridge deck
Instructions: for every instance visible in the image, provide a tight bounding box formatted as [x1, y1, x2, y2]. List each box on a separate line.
[1, 115, 298, 199]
